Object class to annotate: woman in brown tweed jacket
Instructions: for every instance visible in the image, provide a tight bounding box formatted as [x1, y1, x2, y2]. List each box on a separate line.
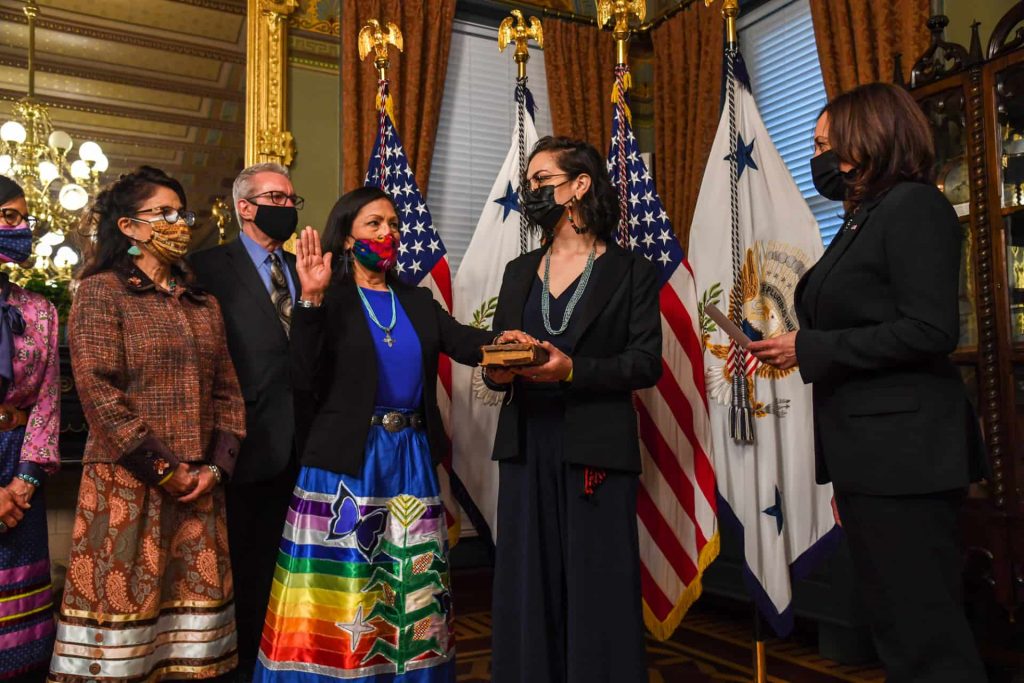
[48, 167, 246, 682]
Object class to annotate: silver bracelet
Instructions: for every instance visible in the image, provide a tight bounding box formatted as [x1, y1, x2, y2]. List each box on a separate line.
[207, 464, 222, 484]
[296, 299, 321, 308]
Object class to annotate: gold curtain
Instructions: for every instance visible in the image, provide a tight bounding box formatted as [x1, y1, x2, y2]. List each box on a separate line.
[810, 0, 931, 99]
[542, 19, 617, 151]
[651, 1, 723, 247]
[340, 0, 457, 193]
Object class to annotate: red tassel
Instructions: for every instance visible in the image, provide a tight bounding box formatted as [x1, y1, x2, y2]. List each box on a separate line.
[583, 467, 607, 496]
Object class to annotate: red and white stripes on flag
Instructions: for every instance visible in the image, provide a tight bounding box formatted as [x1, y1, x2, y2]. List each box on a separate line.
[364, 81, 460, 546]
[605, 66, 718, 640]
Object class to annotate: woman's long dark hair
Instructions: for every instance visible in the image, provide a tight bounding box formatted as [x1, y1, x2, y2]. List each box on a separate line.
[526, 136, 620, 241]
[322, 186, 400, 284]
[822, 82, 935, 209]
[77, 166, 187, 280]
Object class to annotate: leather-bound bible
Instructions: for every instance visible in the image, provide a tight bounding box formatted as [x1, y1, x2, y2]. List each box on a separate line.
[480, 343, 549, 368]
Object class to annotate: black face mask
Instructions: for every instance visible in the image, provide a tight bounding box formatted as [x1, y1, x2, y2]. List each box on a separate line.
[253, 204, 298, 242]
[520, 182, 569, 232]
[810, 150, 854, 201]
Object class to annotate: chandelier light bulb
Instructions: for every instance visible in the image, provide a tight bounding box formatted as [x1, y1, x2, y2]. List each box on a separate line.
[58, 183, 89, 211]
[40, 231, 65, 246]
[93, 154, 109, 173]
[54, 246, 79, 268]
[48, 130, 73, 153]
[37, 161, 59, 184]
[70, 159, 91, 180]
[0, 155, 11, 175]
[0, 121, 26, 144]
[78, 141, 102, 163]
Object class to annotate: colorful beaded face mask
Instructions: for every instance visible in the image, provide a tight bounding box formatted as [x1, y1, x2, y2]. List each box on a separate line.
[351, 235, 399, 272]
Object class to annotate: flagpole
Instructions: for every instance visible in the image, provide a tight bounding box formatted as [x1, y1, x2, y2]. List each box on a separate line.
[358, 19, 404, 187]
[598, 1, 646, 247]
[498, 10, 543, 255]
[707, 4, 763, 677]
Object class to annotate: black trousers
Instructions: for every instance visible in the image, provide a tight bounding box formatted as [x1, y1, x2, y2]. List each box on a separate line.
[225, 465, 296, 671]
[491, 394, 647, 683]
[835, 491, 986, 683]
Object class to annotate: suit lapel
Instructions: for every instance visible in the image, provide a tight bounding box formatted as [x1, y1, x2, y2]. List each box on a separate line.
[283, 250, 300, 295]
[226, 239, 283, 331]
[805, 197, 885, 323]
[569, 244, 631, 351]
[334, 281, 378, 376]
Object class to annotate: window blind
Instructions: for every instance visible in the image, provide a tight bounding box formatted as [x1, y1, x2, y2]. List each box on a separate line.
[739, 0, 843, 245]
[428, 20, 553, 273]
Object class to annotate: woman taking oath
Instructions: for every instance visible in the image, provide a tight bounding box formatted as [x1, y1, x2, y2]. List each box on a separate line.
[256, 186, 530, 682]
[486, 136, 662, 683]
[749, 83, 987, 682]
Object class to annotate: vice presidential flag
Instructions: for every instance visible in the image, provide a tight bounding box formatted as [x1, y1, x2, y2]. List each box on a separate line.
[607, 65, 718, 641]
[687, 52, 838, 636]
[364, 81, 459, 544]
[450, 83, 541, 543]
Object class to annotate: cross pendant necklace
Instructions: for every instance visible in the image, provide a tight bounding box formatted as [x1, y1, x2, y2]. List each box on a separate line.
[383, 330, 395, 347]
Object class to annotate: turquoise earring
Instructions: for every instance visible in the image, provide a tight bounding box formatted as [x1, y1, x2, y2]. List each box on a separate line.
[127, 241, 142, 256]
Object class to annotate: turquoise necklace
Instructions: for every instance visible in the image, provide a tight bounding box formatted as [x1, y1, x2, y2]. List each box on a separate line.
[357, 285, 397, 348]
[542, 244, 596, 336]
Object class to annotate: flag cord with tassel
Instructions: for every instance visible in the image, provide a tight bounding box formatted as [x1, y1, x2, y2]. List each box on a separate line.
[516, 76, 529, 256]
[726, 46, 754, 444]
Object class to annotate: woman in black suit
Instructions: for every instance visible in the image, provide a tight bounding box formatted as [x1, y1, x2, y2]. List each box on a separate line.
[255, 186, 529, 682]
[749, 83, 987, 682]
[485, 136, 662, 683]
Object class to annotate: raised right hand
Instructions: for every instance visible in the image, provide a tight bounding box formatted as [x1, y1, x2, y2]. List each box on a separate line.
[161, 463, 198, 497]
[296, 226, 333, 301]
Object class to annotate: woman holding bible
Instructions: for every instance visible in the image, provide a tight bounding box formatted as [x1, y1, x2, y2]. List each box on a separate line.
[486, 136, 663, 683]
[748, 83, 987, 682]
[256, 186, 529, 682]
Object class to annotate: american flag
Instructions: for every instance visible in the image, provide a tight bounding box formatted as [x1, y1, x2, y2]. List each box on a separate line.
[364, 82, 459, 544]
[606, 66, 718, 640]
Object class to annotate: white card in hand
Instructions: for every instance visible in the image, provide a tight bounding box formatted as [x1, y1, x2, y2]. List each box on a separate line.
[705, 303, 753, 349]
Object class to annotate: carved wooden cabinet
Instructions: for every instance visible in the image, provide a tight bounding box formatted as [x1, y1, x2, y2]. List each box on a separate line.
[909, 3, 1024, 618]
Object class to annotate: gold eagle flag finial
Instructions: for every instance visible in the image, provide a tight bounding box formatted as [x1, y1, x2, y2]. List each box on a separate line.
[498, 9, 543, 80]
[704, 0, 740, 47]
[358, 18, 404, 81]
[597, 0, 645, 68]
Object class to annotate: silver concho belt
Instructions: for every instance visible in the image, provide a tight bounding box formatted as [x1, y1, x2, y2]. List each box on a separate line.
[370, 411, 425, 433]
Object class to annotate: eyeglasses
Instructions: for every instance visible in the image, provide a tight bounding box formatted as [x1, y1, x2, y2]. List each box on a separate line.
[245, 191, 305, 210]
[525, 172, 569, 190]
[130, 207, 196, 227]
[0, 208, 37, 230]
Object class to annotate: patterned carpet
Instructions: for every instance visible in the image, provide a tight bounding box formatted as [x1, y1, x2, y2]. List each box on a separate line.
[451, 569, 886, 683]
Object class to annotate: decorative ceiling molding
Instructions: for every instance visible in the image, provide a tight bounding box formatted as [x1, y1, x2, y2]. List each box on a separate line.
[0, 54, 243, 102]
[166, 0, 247, 15]
[0, 88, 245, 131]
[0, 8, 245, 64]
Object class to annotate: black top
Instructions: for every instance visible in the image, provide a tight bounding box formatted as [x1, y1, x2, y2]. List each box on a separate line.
[189, 239, 299, 484]
[291, 279, 494, 476]
[490, 242, 662, 473]
[794, 182, 988, 495]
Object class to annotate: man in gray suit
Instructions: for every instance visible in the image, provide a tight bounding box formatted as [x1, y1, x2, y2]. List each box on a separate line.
[190, 162, 302, 677]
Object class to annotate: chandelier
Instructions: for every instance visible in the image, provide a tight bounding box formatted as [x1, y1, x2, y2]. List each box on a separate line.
[0, 0, 107, 281]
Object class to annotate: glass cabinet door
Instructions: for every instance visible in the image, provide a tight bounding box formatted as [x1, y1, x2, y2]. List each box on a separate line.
[959, 221, 977, 348]
[997, 60, 1024, 209]
[918, 87, 970, 213]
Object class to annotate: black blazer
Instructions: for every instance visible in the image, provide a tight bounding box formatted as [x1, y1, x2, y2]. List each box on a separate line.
[189, 239, 298, 484]
[490, 242, 662, 473]
[795, 182, 987, 495]
[292, 279, 494, 476]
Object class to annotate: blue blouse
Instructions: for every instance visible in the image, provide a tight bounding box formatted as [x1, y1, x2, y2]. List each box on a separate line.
[358, 287, 423, 410]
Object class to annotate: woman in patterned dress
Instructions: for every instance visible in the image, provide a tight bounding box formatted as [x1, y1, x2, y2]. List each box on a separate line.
[48, 167, 246, 682]
[0, 175, 61, 680]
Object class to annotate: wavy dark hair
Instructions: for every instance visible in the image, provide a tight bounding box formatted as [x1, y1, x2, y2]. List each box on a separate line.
[322, 186, 400, 285]
[822, 82, 935, 209]
[77, 166, 188, 280]
[526, 136, 619, 241]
